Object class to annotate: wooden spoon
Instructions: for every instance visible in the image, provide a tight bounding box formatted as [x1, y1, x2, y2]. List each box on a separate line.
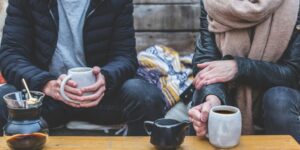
[22, 78, 38, 105]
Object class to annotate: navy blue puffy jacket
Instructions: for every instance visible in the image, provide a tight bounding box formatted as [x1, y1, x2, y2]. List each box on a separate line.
[0, 0, 137, 95]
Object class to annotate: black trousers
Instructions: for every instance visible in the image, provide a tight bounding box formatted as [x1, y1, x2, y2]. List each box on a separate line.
[0, 79, 166, 136]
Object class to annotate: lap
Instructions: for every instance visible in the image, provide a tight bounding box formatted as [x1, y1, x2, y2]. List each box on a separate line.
[0, 78, 165, 126]
[83, 78, 165, 124]
[263, 86, 300, 108]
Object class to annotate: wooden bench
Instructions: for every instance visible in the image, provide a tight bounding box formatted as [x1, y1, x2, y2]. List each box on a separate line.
[0, 0, 199, 135]
[134, 0, 200, 54]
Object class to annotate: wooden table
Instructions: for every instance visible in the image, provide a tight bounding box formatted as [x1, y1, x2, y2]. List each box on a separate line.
[0, 136, 299, 150]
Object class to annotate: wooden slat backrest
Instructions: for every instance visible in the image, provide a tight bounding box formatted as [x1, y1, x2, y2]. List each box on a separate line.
[133, 0, 200, 54]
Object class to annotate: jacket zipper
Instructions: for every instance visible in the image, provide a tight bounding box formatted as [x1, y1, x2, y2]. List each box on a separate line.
[86, 0, 105, 19]
[48, 0, 57, 31]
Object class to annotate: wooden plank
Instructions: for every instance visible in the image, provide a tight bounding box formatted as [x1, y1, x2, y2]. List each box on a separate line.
[1, 136, 299, 150]
[136, 32, 197, 54]
[134, 4, 200, 30]
[134, 0, 200, 4]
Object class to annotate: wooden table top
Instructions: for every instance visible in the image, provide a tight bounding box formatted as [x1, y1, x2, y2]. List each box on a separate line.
[0, 135, 299, 150]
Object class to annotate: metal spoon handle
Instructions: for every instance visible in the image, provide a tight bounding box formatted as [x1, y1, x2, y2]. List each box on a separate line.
[22, 78, 33, 99]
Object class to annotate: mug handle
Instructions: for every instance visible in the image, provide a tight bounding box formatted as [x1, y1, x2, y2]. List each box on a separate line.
[144, 121, 154, 135]
[59, 75, 80, 104]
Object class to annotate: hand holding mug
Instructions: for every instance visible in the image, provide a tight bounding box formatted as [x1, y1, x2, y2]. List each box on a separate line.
[79, 66, 106, 108]
[43, 77, 82, 108]
[188, 95, 221, 136]
[44, 66, 105, 108]
[59, 66, 106, 107]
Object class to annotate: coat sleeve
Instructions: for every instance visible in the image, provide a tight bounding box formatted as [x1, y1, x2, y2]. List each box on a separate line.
[101, 0, 138, 95]
[0, 0, 56, 91]
[232, 4, 300, 89]
[234, 30, 300, 89]
[192, 0, 227, 105]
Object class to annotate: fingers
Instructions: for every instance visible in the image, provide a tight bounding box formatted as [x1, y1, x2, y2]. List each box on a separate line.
[194, 72, 205, 90]
[57, 75, 81, 96]
[193, 72, 200, 85]
[189, 105, 208, 125]
[92, 66, 101, 75]
[63, 100, 81, 108]
[52, 91, 80, 108]
[58, 74, 67, 81]
[193, 104, 203, 111]
[80, 86, 105, 102]
[193, 64, 213, 90]
[66, 80, 77, 88]
[188, 105, 203, 121]
[80, 93, 104, 108]
[194, 77, 206, 90]
[65, 92, 84, 101]
[200, 103, 211, 122]
[194, 125, 207, 137]
[191, 114, 207, 137]
[58, 74, 77, 87]
[189, 104, 209, 137]
[199, 65, 212, 76]
[205, 77, 226, 85]
[81, 74, 105, 93]
[197, 62, 210, 69]
[193, 72, 202, 89]
[194, 71, 226, 89]
[64, 85, 82, 96]
[192, 119, 206, 127]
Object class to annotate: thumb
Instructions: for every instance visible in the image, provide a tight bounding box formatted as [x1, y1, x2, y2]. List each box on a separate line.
[200, 102, 211, 122]
[93, 66, 101, 75]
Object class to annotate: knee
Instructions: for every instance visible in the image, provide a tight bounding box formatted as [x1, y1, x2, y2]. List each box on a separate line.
[120, 79, 165, 113]
[263, 86, 299, 113]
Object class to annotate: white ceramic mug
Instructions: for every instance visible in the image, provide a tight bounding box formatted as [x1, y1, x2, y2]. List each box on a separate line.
[59, 67, 96, 104]
[208, 106, 242, 148]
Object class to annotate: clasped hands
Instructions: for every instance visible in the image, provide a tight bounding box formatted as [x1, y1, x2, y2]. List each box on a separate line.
[189, 60, 237, 137]
[43, 66, 106, 108]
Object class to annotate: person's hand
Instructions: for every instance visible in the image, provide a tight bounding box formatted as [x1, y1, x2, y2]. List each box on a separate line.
[43, 76, 83, 108]
[188, 95, 221, 137]
[78, 66, 106, 108]
[193, 60, 237, 90]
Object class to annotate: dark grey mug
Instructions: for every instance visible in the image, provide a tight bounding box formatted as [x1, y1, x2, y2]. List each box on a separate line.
[144, 118, 191, 149]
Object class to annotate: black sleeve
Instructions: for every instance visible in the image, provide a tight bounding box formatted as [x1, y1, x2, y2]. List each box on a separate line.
[234, 28, 300, 89]
[101, 0, 138, 94]
[192, 0, 227, 105]
[233, 9, 300, 89]
[0, 0, 56, 91]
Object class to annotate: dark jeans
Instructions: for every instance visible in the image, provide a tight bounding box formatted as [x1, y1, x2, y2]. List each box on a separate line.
[190, 87, 300, 143]
[263, 86, 300, 143]
[0, 79, 165, 136]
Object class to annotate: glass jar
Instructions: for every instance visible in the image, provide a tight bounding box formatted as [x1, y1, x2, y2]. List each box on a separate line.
[3, 91, 48, 150]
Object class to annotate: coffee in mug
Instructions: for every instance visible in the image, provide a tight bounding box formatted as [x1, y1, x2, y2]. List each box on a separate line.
[60, 67, 96, 104]
[208, 106, 242, 148]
